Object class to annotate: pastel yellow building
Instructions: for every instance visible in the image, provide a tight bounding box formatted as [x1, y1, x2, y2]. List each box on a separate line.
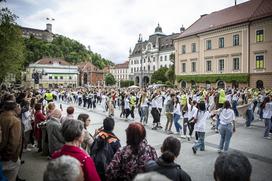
[174, 0, 272, 89]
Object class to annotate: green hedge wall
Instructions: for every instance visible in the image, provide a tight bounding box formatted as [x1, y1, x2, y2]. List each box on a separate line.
[176, 73, 249, 83]
[120, 80, 134, 87]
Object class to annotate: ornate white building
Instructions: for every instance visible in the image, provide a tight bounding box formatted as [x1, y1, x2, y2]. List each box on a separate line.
[128, 24, 182, 86]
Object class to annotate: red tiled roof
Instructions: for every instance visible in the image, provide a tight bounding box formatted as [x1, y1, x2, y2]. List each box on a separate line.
[114, 61, 129, 69]
[177, 0, 272, 39]
[35, 58, 70, 65]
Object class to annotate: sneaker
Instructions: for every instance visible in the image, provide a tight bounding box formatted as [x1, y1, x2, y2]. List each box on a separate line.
[174, 132, 180, 135]
[217, 149, 222, 153]
[264, 136, 271, 140]
[152, 127, 157, 130]
[215, 129, 219, 133]
[167, 130, 174, 134]
[192, 147, 197, 154]
[180, 135, 186, 139]
[187, 136, 191, 141]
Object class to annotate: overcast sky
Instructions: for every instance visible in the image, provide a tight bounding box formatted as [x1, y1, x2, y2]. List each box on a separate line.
[4, 0, 248, 64]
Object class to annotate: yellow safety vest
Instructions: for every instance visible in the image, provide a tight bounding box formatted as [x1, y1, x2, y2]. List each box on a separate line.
[45, 93, 53, 101]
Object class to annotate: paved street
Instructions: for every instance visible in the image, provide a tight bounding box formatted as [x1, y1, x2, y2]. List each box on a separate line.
[19, 102, 272, 181]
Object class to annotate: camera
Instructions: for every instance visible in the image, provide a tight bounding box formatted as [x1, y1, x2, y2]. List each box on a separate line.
[37, 121, 47, 128]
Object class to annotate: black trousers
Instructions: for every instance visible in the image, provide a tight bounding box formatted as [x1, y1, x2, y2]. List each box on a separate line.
[151, 108, 160, 124]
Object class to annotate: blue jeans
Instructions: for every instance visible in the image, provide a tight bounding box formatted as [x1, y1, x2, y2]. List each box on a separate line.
[141, 107, 149, 124]
[246, 109, 254, 127]
[219, 124, 233, 151]
[193, 132, 205, 151]
[232, 100, 239, 117]
[264, 118, 271, 137]
[216, 115, 220, 130]
[173, 113, 182, 133]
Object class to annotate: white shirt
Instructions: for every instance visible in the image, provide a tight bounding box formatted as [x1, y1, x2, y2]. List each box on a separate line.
[263, 102, 272, 119]
[124, 98, 130, 109]
[156, 96, 163, 109]
[194, 111, 211, 132]
[140, 98, 149, 108]
[188, 104, 198, 120]
[219, 108, 235, 125]
[173, 103, 181, 115]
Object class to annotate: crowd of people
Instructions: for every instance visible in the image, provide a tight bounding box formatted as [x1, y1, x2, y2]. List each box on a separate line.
[0, 84, 271, 181]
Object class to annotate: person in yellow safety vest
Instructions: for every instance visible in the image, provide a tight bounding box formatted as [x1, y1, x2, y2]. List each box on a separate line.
[129, 92, 136, 119]
[218, 89, 226, 105]
[44, 90, 54, 103]
[180, 94, 187, 106]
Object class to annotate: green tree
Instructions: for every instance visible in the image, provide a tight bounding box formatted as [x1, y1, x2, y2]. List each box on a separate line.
[151, 67, 168, 83]
[120, 80, 134, 87]
[165, 65, 175, 83]
[0, 6, 25, 83]
[104, 73, 116, 86]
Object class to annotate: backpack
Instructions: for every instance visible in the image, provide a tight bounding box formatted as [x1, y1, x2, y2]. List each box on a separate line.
[90, 134, 115, 180]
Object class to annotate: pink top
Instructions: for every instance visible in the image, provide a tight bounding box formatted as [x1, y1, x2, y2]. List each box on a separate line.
[52, 144, 100, 181]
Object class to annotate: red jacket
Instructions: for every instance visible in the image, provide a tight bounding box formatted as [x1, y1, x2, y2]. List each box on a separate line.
[34, 111, 45, 140]
[52, 144, 100, 181]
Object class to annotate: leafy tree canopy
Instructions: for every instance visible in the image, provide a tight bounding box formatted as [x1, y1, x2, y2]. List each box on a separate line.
[0, 7, 25, 83]
[104, 73, 116, 86]
[24, 35, 114, 69]
[151, 67, 169, 83]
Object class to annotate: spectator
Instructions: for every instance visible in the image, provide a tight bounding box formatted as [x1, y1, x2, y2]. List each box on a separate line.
[145, 136, 191, 181]
[46, 109, 65, 156]
[43, 155, 84, 181]
[52, 119, 100, 181]
[90, 117, 121, 180]
[260, 96, 272, 139]
[60, 106, 75, 124]
[34, 103, 46, 152]
[134, 172, 171, 181]
[106, 122, 157, 180]
[0, 97, 22, 181]
[77, 113, 94, 153]
[214, 151, 252, 181]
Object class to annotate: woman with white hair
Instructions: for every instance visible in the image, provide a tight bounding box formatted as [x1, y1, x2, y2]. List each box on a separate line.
[46, 108, 65, 156]
[43, 155, 84, 181]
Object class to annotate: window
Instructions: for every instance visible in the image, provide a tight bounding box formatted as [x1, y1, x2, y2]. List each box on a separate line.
[143, 59, 145, 63]
[256, 30, 264, 42]
[153, 65, 155, 71]
[160, 65, 162, 68]
[49, 76, 52, 79]
[191, 62, 196, 72]
[69, 76, 72, 80]
[182, 45, 186, 54]
[192, 43, 196, 52]
[137, 67, 139, 72]
[219, 59, 224, 71]
[182, 63, 186, 73]
[131, 68, 133, 73]
[165, 55, 167, 61]
[233, 34, 239, 46]
[131, 60, 133, 65]
[206, 61, 212, 72]
[134, 67, 136, 72]
[60, 76, 63, 79]
[160, 56, 163, 61]
[54, 76, 58, 80]
[153, 57, 155, 62]
[233, 58, 240, 70]
[219, 38, 224, 48]
[206, 40, 212, 50]
[256, 55, 264, 69]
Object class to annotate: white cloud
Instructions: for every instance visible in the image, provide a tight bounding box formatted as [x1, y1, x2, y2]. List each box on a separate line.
[8, 0, 249, 63]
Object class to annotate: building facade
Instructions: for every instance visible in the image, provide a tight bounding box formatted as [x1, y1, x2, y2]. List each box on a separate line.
[78, 62, 106, 86]
[20, 23, 54, 42]
[25, 58, 78, 88]
[174, 0, 272, 89]
[129, 24, 181, 86]
[109, 61, 129, 81]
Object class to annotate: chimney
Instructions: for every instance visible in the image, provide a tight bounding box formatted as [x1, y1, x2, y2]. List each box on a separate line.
[200, 14, 208, 18]
[180, 25, 185, 33]
[46, 23, 52, 33]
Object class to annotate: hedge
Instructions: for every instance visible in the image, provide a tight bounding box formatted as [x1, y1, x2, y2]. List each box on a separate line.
[120, 80, 134, 87]
[176, 73, 249, 83]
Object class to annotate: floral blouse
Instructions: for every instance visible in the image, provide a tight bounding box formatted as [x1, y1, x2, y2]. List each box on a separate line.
[106, 139, 157, 181]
